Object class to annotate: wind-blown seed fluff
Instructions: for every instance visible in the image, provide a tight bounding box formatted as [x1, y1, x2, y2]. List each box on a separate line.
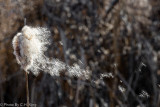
[12, 26, 90, 79]
[12, 26, 50, 74]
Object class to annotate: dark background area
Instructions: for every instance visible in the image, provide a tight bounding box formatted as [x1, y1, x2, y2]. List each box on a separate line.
[0, 0, 160, 107]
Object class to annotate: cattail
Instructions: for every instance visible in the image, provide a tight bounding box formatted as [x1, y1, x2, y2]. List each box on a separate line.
[12, 25, 50, 74]
[12, 26, 90, 79]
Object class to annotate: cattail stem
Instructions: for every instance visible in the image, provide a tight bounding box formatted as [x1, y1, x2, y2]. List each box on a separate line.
[24, 18, 29, 107]
[25, 72, 29, 107]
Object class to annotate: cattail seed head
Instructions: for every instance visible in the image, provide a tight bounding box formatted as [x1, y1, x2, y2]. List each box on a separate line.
[12, 26, 90, 79]
[12, 25, 50, 73]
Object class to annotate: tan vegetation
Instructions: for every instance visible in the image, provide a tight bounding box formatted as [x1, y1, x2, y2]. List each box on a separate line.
[0, 0, 160, 106]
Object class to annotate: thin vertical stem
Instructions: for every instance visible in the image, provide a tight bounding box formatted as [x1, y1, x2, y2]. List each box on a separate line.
[24, 18, 26, 26]
[25, 72, 29, 107]
[24, 18, 29, 107]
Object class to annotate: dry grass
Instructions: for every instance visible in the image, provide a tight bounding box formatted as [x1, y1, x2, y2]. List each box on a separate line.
[0, 0, 160, 106]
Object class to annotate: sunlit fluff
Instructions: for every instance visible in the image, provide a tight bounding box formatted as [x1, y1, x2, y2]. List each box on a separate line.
[12, 26, 90, 79]
[12, 26, 50, 73]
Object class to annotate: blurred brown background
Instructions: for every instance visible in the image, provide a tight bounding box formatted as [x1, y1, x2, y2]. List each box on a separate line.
[0, 0, 160, 107]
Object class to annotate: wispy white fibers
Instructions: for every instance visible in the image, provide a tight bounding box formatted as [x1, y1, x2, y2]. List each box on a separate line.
[12, 26, 90, 79]
[12, 26, 50, 74]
